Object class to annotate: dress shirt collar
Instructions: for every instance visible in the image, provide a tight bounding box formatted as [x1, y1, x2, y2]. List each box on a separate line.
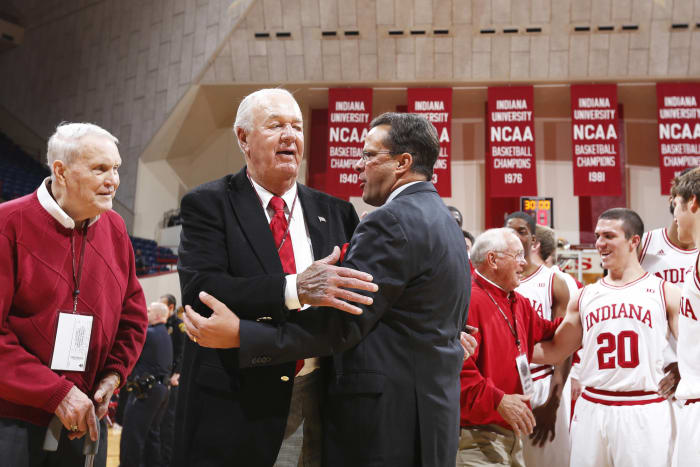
[37, 177, 99, 229]
[385, 181, 422, 205]
[248, 175, 297, 213]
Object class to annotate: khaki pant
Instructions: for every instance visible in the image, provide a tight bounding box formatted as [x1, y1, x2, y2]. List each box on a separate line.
[457, 424, 524, 467]
[274, 369, 323, 467]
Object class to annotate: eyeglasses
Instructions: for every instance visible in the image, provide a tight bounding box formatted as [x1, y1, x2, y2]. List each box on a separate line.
[360, 150, 394, 163]
[496, 250, 525, 261]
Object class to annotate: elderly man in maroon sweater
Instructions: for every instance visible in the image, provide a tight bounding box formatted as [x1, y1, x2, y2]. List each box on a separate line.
[458, 227, 562, 466]
[0, 123, 148, 466]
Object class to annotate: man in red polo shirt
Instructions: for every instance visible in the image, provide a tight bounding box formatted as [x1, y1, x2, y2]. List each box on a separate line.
[458, 227, 561, 466]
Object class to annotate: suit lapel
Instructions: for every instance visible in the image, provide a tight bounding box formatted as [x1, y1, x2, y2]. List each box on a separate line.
[227, 167, 283, 274]
[298, 185, 327, 260]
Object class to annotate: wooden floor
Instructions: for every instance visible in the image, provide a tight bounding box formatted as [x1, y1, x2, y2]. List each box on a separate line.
[106, 426, 121, 467]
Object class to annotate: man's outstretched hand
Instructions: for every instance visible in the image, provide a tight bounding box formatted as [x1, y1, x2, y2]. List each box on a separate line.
[297, 246, 378, 315]
[183, 292, 241, 348]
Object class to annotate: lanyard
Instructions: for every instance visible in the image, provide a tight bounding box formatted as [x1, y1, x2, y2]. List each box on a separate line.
[475, 277, 521, 352]
[70, 222, 89, 314]
[246, 170, 298, 252]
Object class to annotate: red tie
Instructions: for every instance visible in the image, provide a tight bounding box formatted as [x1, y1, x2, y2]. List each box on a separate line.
[268, 196, 303, 376]
[269, 196, 296, 275]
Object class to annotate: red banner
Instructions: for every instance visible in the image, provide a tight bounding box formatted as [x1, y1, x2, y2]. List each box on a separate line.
[487, 86, 537, 197]
[326, 88, 372, 198]
[657, 82, 700, 194]
[407, 88, 452, 196]
[570, 84, 621, 196]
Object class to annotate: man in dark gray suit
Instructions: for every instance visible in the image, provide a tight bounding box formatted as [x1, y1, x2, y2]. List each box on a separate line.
[186, 112, 471, 466]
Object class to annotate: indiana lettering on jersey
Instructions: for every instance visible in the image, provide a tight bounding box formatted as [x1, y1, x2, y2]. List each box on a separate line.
[680, 296, 699, 321]
[585, 303, 653, 331]
[527, 297, 544, 318]
[653, 267, 688, 283]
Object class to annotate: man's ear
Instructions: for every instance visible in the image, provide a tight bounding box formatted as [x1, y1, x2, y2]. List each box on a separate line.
[486, 251, 498, 270]
[236, 127, 250, 157]
[52, 160, 66, 184]
[630, 234, 641, 251]
[690, 195, 699, 213]
[394, 152, 413, 175]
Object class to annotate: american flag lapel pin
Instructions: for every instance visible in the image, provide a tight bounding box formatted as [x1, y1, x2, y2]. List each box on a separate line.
[318, 216, 326, 223]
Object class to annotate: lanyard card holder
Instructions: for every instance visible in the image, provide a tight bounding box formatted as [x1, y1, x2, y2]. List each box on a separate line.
[50, 310, 93, 372]
[50, 222, 92, 372]
[516, 353, 534, 398]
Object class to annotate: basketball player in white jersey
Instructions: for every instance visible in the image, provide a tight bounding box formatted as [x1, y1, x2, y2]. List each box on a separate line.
[505, 212, 571, 467]
[535, 225, 581, 298]
[639, 199, 696, 284]
[535, 225, 585, 414]
[638, 172, 696, 405]
[671, 167, 700, 466]
[532, 208, 680, 467]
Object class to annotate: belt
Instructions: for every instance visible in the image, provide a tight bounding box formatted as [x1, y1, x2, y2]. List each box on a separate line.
[126, 374, 167, 398]
[581, 387, 665, 406]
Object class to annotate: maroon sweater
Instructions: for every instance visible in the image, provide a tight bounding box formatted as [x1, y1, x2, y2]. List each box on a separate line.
[460, 273, 561, 430]
[0, 192, 148, 425]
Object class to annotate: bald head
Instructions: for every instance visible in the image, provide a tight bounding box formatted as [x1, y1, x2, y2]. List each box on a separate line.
[148, 302, 169, 325]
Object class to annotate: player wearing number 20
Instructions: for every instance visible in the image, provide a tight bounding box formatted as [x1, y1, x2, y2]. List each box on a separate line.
[532, 208, 680, 467]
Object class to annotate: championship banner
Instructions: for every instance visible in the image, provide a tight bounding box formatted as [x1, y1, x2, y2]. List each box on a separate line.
[327, 88, 372, 198]
[570, 84, 621, 196]
[407, 88, 452, 196]
[487, 86, 537, 197]
[657, 82, 700, 194]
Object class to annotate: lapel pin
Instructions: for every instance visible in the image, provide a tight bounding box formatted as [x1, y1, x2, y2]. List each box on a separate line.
[318, 216, 326, 223]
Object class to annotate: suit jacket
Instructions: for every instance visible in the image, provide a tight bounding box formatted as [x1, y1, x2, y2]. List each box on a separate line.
[239, 182, 471, 467]
[174, 167, 359, 467]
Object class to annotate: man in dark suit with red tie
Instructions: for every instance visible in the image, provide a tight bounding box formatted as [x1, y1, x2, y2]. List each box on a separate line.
[173, 88, 377, 467]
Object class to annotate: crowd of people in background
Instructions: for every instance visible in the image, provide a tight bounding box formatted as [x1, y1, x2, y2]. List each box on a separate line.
[2, 90, 700, 467]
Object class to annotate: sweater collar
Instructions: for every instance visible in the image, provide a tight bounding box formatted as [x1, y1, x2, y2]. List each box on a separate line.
[37, 178, 100, 230]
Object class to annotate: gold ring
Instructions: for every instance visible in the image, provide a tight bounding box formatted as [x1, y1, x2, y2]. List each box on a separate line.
[193, 337, 197, 344]
[70, 425, 79, 432]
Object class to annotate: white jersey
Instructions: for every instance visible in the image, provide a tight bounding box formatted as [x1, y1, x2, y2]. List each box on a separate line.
[640, 227, 697, 284]
[676, 256, 700, 400]
[516, 264, 555, 320]
[577, 273, 670, 392]
[516, 265, 555, 396]
[551, 265, 580, 298]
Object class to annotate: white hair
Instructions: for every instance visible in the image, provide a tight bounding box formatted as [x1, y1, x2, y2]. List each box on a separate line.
[470, 228, 518, 267]
[46, 122, 118, 177]
[232, 88, 300, 152]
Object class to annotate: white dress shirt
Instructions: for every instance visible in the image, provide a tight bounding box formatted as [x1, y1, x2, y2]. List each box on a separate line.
[249, 177, 318, 375]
